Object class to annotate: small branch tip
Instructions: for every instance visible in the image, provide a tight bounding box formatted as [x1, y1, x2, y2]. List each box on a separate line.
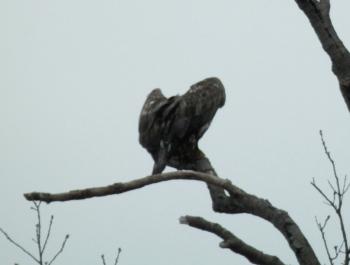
[179, 216, 189, 224]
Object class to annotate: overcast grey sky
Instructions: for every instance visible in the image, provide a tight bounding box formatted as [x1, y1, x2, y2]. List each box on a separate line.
[1, 0, 350, 264]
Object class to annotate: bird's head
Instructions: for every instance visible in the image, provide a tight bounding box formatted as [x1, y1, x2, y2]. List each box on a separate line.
[140, 88, 166, 114]
[189, 77, 226, 108]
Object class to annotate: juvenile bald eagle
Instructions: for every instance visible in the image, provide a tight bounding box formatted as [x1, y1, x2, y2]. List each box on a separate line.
[139, 77, 226, 174]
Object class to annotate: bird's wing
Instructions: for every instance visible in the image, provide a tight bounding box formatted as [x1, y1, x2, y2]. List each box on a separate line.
[178, 77, 226, 139]
[138, 89, 168, 150]
[139, 89, 166, 134]
[138, 77, 226, 174]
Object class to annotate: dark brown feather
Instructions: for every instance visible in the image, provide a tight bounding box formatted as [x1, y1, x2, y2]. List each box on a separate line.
[138, 77, 225, 174]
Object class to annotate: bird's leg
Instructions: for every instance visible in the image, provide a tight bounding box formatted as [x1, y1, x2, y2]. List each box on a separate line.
[152, 140, 168, 174]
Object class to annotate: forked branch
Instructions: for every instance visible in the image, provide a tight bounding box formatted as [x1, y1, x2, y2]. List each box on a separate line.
[312, 131, 349, 265]
[24, 169, 320, 265]
[0, 227, 39, 263]
[101, 247, 122, 265]
[0, 202, 69, 265]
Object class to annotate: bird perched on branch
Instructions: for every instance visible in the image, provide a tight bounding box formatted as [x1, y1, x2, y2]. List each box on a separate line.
[139, 77, 226, 174]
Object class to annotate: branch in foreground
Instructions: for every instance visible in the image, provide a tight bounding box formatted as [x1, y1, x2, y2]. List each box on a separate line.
[180, 215, 286, 265]
[24, 170, 320, 265]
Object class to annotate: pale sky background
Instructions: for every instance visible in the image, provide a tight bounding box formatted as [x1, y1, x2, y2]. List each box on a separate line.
[1, 0, 350, 264]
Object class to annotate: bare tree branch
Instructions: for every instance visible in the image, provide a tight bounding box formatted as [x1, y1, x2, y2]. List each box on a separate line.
[1, 203, 69, 265]
[311, 178, 336, 209]
[294, 0, 350, 111]
[42, 215, 54, 256]
[114, 248, 122, 265]
[0, 227, 40, 264]
[24, 169, 320, 265]
[101, 255, 107, 265]
[315, 216, 334, 265]
[312, 131, 349, 265]
[101, 247, 122, 265]
[180, 215, 286, 265]
[47, 234, 69, 265]
[24, 171, 232, 203]
[33, 202, 43, 264]
[342, 175, 349, 195]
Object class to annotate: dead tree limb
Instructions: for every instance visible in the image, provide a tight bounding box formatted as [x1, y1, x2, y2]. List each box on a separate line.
[24, 168, 320, 265]
[294, 0, 350, 111]
[24, 171, 229, 203]
[180, 215, 286, 265]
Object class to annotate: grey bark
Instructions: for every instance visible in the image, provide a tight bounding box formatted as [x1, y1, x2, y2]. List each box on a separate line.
[295, 0, 350, 111]
[24, 158, 321, 265]
[170, 150, 321, 265]
[180, 215, 286, 265]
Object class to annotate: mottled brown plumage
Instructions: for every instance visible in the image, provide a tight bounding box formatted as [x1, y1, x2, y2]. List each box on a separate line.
[139, 77, 226, 174]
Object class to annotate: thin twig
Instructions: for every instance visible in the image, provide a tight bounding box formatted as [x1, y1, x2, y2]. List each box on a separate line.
[342, 175, 348, 195]
[101, 254, 107, 265]
[47, 234, 69, 265]
[311, 179, 336, 209]
[33, 202, 43, 264]
[333, 241, 345, 260]
[0, 227, 40, 263]
[101, 247, 122, 265]
[327, 180, 336, 194]
[41, 215, 54, 255]
[315, 216, 333, 265]
[1, 202, 69, 265]
[337, 211, 349, 265]
[114, 248, 122, 265]
[320, 131, 342, 207]
[180, 215, 286, 265]
[344, 181, 350, 196]
[313, 131, 350, 265]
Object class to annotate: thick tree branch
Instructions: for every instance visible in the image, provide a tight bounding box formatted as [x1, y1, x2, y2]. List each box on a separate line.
[294, 0, 350, 111]
[24, 169, 320, 265]
[180, 215, 286, 265]
[167, 150, 229, 211]
[24, 171, 231, 203]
